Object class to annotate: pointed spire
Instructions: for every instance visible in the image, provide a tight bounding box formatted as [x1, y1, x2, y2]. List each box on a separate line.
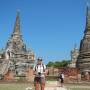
[85, 3, 90, 32]
[13, 11, 20, 35]
[74, 43, 77, 50]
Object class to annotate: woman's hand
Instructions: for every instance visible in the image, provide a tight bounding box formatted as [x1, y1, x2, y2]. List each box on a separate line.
[33, 71, 37, 75]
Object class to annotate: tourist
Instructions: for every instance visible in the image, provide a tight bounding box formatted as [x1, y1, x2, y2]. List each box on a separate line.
[58, 72, 64, 87]
[33, 57, 46, 90]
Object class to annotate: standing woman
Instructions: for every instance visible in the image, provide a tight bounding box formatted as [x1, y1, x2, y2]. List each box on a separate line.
[33, 57, 46, 90]
[58, 72, 64, 87]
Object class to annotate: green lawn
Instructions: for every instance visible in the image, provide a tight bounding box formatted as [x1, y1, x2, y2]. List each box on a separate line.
[69, 87, 90, 90]
[0, 83, 89, 90]
[0, 83, 34, 90]
[67, 85, 90, 90]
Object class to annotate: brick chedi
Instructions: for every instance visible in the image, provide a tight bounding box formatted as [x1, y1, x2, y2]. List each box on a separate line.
[0, 12, 35, 80]
[69, 46, 79, 68]
[76, 5, 90, 73]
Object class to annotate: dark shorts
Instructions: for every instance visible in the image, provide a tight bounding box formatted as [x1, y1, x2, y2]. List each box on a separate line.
[34, 77, 45, 84]
[61, 78, 64, 83]
[59, 78, 64, 83]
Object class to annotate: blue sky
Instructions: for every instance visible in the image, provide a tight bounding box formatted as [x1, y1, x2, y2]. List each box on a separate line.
[0, 0, 89, 64]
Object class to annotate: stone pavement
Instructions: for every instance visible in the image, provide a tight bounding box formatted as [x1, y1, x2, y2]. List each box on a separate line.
[25, 86, 68, 90]
[45, 87, 67, 90]
[26, 81, 68, 90]
[45, 81, 68, 90]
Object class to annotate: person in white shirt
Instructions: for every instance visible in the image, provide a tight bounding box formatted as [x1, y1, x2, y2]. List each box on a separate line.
[58, 72, 64, 87]
[33, 57, 46, 90]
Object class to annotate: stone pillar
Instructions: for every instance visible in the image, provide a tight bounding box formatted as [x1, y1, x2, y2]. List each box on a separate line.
[26, 68, 34, 82]
[77, 74, 81, 82]
[5, 51, 10, 59]
[85, 72, 89, 80]
[48, 67, 54, 76]
[4, 71, 14, 80]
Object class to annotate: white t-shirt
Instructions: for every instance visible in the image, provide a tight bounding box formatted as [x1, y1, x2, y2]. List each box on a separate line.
[33, 64, 46, 77]
[61, 74, 64, 79]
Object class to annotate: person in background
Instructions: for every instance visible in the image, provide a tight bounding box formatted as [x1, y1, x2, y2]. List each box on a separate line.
[33, 57, 46, 90]
[58, 71, 64, 87]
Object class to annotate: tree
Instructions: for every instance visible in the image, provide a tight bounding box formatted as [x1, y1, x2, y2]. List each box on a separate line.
[46, 60, 70, 68]
[54, 61, 62, 68]
[46, 61, 54, 67]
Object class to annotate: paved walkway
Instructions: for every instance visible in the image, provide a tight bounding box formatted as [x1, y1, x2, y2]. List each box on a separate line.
[25, 81, 68, 90]
[45, 87, 67, 90]
[26, 87, 68, 90]
[45, 81, 68, 90]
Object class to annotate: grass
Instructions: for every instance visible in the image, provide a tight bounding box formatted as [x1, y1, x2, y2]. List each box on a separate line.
[0, 83, 89, 90]
[0, 83, 34, 90]
[66, 84, 90, 90]
[69, 89, 90, 90]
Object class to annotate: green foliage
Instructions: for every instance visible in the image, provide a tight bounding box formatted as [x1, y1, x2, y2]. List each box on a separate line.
[46, 61, 54, 67]
[47, 60, 70, 68]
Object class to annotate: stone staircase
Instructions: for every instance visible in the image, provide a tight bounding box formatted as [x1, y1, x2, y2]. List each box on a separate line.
[0, 60, 10, 75]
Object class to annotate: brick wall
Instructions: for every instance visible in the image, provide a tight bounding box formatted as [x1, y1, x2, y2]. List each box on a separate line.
[48, 67, 79, 76]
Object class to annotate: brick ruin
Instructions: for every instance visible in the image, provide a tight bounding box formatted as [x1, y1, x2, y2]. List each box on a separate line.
[0, 12, 35, 81]
[76, 5, 90, 79]
[47, 67, 90, 82]
[0, 5, 90, 83]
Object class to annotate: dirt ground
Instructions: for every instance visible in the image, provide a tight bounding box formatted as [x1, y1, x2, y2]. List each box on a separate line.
[0, 81, 90, 90]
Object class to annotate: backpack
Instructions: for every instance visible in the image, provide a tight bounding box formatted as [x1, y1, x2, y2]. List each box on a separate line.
[59, 74, 62, 79]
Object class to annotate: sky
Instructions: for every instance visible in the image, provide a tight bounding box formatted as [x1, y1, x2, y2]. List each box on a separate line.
[0, 0, 89, 64]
